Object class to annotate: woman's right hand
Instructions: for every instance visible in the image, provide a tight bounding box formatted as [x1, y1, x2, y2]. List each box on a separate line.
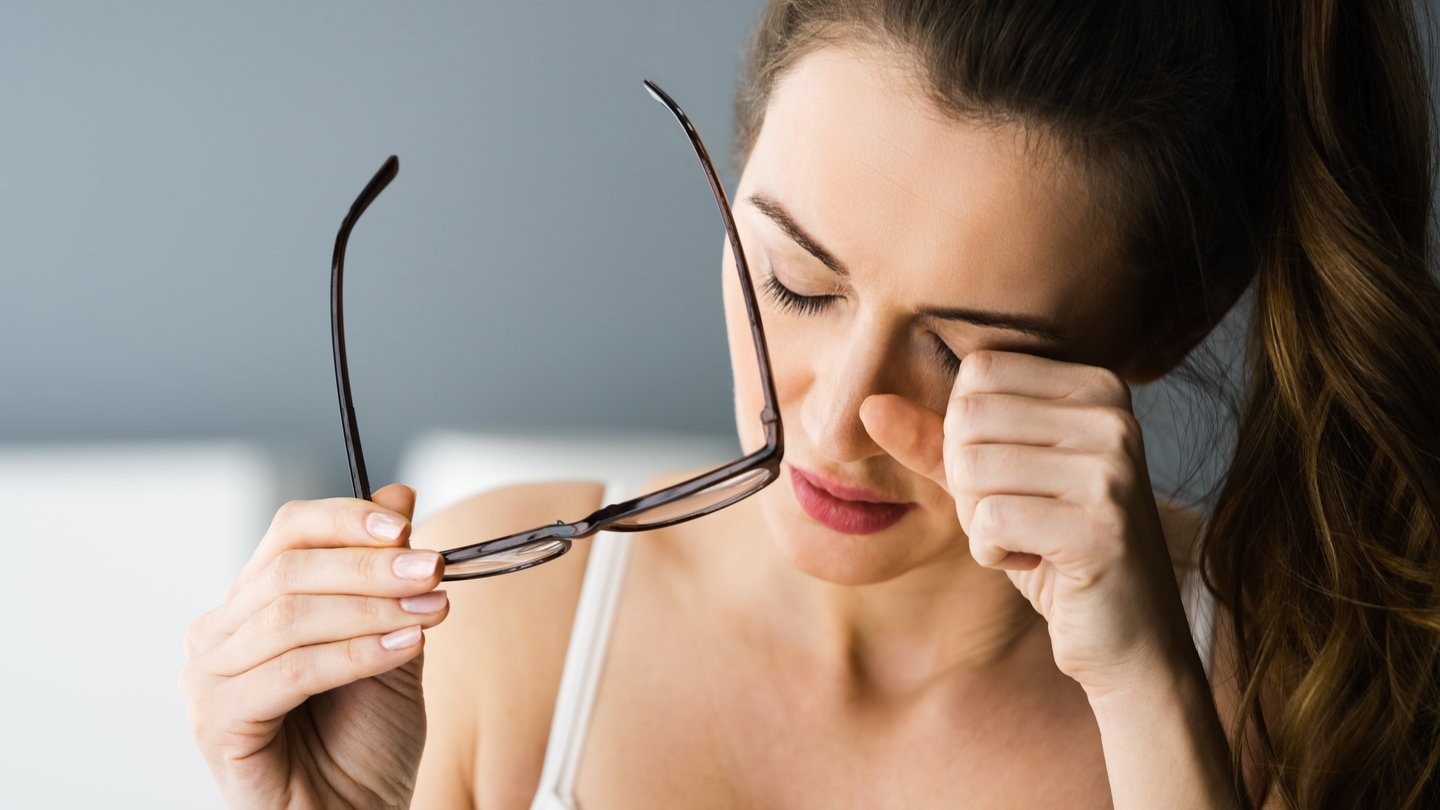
[180, 483, 450, 809]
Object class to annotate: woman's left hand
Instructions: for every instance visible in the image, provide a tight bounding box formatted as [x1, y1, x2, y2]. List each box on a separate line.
[860, 349, 1199, 696]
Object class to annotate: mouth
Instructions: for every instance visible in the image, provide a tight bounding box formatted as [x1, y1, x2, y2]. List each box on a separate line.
[787, 465, 915, 536]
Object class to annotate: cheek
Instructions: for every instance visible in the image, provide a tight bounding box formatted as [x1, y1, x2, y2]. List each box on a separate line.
[722, 254, 816, 455]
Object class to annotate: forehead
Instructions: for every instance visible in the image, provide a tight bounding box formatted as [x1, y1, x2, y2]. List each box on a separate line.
[741, 44, 1129, 323]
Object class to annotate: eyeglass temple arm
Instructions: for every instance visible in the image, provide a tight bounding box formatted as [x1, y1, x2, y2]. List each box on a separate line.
[642, 80, 782, 437]
[331, 155, 400, 501]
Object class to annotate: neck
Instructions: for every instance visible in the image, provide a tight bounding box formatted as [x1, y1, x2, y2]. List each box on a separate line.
[758, 540, 1052, 703]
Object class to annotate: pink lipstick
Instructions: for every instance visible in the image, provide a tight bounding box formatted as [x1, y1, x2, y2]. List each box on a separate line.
[788, 465, 913, 535]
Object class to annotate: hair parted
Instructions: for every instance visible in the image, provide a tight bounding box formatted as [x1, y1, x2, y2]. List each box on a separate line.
[734, 1, 1440, 806]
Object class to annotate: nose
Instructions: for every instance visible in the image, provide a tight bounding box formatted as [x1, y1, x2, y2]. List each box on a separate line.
[798, 321, 902, 464]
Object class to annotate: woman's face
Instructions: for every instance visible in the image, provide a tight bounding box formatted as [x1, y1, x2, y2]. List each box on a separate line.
[724, 44, 1140, 586]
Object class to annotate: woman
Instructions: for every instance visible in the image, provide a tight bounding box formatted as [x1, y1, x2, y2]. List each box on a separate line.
[181, 0, 1440, 807]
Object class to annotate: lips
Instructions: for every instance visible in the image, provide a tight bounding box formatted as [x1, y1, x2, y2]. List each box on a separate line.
[788, 465, 914, 535]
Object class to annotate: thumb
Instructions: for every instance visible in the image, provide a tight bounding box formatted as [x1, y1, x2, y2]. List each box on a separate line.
[859, 394, 947, 491]
[371, 483, 418, 544]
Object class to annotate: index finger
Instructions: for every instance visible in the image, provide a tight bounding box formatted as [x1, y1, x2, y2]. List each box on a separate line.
[955, 350, 1131, 408]
[229, 483, 416, 599]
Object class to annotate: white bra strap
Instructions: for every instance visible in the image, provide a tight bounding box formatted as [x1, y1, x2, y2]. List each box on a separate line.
[531, 483, 634, 808]
[1180, 565, 1217, 680]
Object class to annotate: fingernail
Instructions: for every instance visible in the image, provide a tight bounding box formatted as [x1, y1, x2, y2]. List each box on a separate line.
[366, 512, 406, 542]
[400, 590, 448, 614]
[392, 551, 441, 580]
[380, 625, 422, 651]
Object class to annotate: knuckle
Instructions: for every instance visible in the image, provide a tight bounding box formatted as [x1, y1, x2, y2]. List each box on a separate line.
[947, 393, 981, 436]
[177, 666, 215, 718]
[968, 534, 1000, 567]
[361, 548, 391, 584]
[361, 595, 387, 624]
[949, 444, 984, 483]
[183, 613, 211, 659]
[1084, 366, 1130, 405]
[1099, 503, 1129, 541]
[343, 636, 373, 671]
[1105, 456, 1138, 499]
[276, 651, 311, 688]
[1100, 407, 1141, 448]
[183, 678, 238, 747]
[331, 502, 365, 545]
[265, 549, 303, 593]
[262, 594, 303, 636]
[958, 350, 996, 390]
[1082, 455, 1130, 502]
[266, 497, 364, 548]
[972, 497, 1004, 538]
[267, 499, 308, 537]
[183, 704, 212, 743]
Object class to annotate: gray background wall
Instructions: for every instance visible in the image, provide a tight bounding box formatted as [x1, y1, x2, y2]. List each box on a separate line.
[3, 1, 767, 493]
[2, 0, 1436, 497]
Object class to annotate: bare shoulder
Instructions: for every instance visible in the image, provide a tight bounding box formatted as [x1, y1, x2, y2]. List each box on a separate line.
[411, 480, 607, 809]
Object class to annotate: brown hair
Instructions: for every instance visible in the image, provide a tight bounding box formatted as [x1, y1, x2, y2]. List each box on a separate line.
[733, 1, 1440, 806]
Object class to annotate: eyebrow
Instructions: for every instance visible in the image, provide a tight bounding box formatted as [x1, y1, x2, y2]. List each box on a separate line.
[921, 306, 1066, 342]
[748, 194, 850, 278]
[746, 192, 1067, 343]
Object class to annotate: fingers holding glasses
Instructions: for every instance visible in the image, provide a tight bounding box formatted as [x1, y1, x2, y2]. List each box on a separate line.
[229, 484, 418, 599]
[188, 484, 433, 654]
[189, 544, 446, 658]
[185, 481, 445, 684]
[187, 581, 447, 697]
[181, 484, 449, 770]
[198, 586, 449, 684]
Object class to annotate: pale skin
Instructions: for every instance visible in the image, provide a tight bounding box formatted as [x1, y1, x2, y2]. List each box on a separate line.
[183, 43, 1255, 808]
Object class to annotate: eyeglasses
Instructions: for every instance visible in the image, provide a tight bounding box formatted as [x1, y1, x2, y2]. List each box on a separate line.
[330, 81, 783, 580]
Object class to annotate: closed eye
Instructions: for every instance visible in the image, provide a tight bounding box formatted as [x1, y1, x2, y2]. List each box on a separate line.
[762, 271, 835, 316]
[930, 335, 962, 378]
[766, 270, 967, 378]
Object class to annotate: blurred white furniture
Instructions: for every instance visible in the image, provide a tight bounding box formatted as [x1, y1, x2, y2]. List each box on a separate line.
[0, 442, 319, 810]
[398, 428, 741, 523]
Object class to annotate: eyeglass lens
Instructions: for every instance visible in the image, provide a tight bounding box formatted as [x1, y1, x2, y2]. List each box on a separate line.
[606, 467, 772, 529]
[443, 539, 571, 579]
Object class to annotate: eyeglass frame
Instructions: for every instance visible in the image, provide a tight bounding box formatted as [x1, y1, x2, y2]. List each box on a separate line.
[330, 80, 783, 580]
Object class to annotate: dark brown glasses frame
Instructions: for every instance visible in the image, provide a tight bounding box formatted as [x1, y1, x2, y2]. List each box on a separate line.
[330, 80, 783, 580]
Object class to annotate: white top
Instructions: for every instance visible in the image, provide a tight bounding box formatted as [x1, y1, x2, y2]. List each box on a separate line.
[1182, 562, 1219, 679]
[529, 512, 1220, 810]
[530, 483, 636, 810]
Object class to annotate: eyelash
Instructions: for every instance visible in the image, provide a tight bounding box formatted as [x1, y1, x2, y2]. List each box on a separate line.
[762, 271, 834, 316]
[932, 337, 963, 378]
[760, 271, 964, 377]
